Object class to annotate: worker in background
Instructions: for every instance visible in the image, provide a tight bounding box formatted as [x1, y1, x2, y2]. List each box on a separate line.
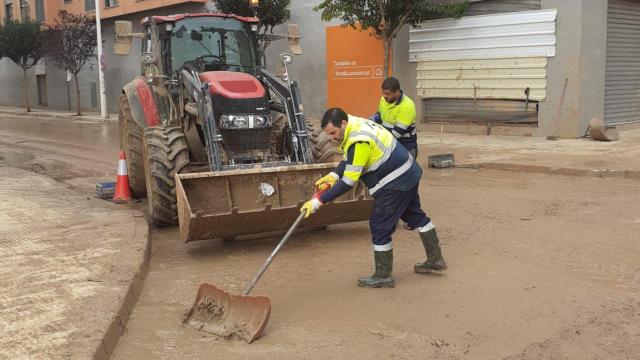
[370, 77, 418, 159]
[371, 77, 419, 230]
[300, 108, 447, 288]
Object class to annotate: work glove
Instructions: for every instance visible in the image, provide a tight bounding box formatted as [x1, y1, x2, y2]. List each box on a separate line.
[369, 113, 382, 124]
[315, 172, 339, 189]
[300, 198, 323, 219]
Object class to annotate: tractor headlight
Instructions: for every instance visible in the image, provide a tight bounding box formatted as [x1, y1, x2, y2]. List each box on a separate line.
[220, 114, 232, 128]
[233, 116, 248, 127]
[220, 114, 271, 129]
[253, 115, 267, 127]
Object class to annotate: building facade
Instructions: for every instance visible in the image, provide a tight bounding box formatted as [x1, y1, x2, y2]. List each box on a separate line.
[0, 0, 639, 138]
[0, 0, 210, 114]
[407, 0, 640, 137]
[270, 0, 640, 138]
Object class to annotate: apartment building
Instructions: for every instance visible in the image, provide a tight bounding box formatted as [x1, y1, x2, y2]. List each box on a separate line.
[1, 0, 638, 137]
[1, 0, 208, 24]
[0, 0, 211, 112]
[2, 0, 44, 23]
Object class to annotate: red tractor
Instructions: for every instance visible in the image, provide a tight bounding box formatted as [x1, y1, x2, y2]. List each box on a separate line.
[114, 13, 371, 241]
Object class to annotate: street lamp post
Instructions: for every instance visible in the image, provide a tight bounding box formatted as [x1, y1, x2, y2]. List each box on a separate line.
[95, 0, 108, 118]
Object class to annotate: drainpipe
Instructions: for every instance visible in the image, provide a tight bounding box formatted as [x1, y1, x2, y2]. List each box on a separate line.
[95, 0, 108, 118]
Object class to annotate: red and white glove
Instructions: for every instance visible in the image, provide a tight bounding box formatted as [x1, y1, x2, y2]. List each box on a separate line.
[314, 172, 339, 190]
[300, 197, 322, 218]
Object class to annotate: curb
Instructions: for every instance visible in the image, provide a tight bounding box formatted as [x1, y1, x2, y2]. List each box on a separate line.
[92, 213, 150, 360]
[472, 162, 640, 180]
[0, 109, 115, 123]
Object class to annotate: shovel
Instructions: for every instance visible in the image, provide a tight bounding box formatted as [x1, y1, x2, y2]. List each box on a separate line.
[183, 211, 307, 343]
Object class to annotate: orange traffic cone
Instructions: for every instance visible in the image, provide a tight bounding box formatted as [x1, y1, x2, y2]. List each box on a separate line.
[113, 150, 133, 203]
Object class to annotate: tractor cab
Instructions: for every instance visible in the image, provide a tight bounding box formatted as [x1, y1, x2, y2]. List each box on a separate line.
[139, 14, 280, 164]
[141, 14, 261, 76]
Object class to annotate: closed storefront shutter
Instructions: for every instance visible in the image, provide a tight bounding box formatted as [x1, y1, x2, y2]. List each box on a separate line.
[410, 7, 556, 124]
[464, 0, 541, 17]
[424, 98, 537, 124]
[605, 0, 640, 124]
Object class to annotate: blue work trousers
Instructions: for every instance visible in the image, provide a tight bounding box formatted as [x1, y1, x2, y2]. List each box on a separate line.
[369, 185, 430, 248]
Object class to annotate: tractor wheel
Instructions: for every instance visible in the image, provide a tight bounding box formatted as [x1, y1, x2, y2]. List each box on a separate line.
[142, 126, 190, 226]
[118, 94, 146, 197]
[270, 113, 287, 156]
[306, 118, 342, 163]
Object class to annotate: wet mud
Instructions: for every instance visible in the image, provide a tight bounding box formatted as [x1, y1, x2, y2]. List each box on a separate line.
[114, 169, 640, 359]
[4, 114, 640, 359]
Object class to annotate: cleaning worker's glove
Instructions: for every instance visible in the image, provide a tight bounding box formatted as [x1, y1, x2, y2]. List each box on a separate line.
[315, 172, 339, 189]
[369, 113, 382, 124]
[300, 198, 323, 218]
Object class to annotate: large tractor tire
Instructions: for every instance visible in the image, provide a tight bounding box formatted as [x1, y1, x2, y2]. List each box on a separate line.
[306, 119, 342, 163]
[142, 126, 190, 226]
[118, 95, 146, 197]
[270, 113, 287, 156]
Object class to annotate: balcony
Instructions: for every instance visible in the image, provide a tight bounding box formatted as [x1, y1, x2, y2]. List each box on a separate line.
[87, 0, 207, 19]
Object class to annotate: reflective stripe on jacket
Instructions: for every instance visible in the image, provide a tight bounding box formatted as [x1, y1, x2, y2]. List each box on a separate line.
[339, 115, 419, 196]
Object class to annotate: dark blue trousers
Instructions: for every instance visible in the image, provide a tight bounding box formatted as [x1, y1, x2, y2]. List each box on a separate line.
[369, 185, 430, 249]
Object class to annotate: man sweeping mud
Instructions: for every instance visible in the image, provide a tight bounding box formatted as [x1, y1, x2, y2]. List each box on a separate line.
[300, 108, 447, 288]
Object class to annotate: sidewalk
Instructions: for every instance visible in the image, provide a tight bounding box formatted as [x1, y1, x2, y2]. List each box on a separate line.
[0, 106, 115, 123]
[0, 166, 148, 360]
[418, 128, 640, 179]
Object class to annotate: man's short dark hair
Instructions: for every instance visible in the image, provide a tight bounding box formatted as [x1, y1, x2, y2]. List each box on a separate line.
[381, 77, 401, 92]
[321, 107, 348, 129]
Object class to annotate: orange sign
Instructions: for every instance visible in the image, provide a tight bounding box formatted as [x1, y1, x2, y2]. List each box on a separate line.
[326, 25, 389, 118]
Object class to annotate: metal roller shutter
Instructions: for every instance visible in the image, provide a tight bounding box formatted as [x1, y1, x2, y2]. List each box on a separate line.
[423, 98, 537, 124]
[464, 0, 541, 17]
[605, 0, 640, 124]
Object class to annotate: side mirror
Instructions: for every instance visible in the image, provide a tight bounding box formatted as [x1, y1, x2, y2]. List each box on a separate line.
[115, 20, 146, 55]
[279, 53, 294, 83]
[280, 53, 293, 65]
[287, 24, 302, 55]
[114, 21, 133, 55]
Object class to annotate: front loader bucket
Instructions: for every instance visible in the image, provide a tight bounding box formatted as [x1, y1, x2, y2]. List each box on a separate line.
[183, 283, 271, 343]
[175, 163, 373, 242]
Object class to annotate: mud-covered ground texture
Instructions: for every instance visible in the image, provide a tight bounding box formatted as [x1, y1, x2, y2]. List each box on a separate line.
[1, 114, 639, 360]
[112, 167, 640, 360]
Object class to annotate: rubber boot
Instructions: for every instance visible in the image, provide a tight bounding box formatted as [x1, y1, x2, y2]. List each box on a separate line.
[414, 229, 447, 273]
[358, 250, 395, 288]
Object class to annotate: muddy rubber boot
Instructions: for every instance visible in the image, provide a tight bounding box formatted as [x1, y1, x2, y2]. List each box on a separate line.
[358, 250, 395, 288]
[414, 229, 447, 273]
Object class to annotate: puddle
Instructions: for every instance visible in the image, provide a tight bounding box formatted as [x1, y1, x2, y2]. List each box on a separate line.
[0, 150, 35, 166]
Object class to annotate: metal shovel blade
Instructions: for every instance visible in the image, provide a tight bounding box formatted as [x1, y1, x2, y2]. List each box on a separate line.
[183, 283, 271, 343]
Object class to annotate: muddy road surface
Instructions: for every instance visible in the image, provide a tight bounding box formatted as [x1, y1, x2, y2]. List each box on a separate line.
[2, 115, 639, 359]
[0, 115, 119, 192]
[113, 171, 640, 358]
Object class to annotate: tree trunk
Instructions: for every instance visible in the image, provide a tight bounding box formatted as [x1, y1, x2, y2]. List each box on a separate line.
[74, 74, 81, 116]
[383, 37, 393, 77]
[22, 68, 30, 112]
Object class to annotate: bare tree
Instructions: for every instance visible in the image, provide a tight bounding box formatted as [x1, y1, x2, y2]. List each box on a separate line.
[45, 10, 97, 115]
[0, 20, 47, 112]
[214, 0, 290, 58]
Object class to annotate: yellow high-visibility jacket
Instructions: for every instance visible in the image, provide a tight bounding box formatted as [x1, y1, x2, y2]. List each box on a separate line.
[376, 93, 417, 150]
[319, 115, 421, 203]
